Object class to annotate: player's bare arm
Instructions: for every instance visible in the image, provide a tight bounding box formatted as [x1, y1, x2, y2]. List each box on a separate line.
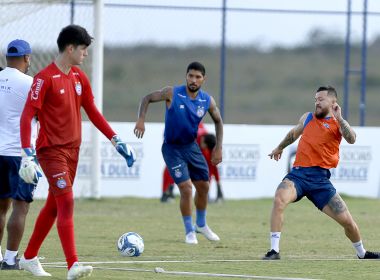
[208, 96, 223, 165]
[134, 86, 173, 139]
[332, 103, 356, 144]
[268, 112, 308, 161]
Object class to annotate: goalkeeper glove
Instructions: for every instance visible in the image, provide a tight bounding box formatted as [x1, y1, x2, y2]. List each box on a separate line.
[19, 148, 43, 185]
[111, 135, 136, 167]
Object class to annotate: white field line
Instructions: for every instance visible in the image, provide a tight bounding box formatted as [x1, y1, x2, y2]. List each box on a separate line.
[43, 265, 322, 280]
[41, 257, 362, 265]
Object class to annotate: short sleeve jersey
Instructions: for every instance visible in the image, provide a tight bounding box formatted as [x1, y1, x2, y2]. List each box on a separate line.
[0, 67, 36, 156]
[164, 85, 211, 145]
[293, 112, 342, 169]
[27, 63, 93, 150]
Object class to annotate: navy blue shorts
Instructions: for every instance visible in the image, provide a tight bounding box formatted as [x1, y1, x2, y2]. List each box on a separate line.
[162, 142, 209, 184]
[284, 166, 336, 211]
[0, 155, 36, 203]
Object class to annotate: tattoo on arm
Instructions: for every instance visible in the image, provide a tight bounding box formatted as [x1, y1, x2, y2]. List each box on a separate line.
[328, 194, 347, 215]
[339, 118, 356, 144]
[208, 97, 223, 149]
[278, 130, 296, 150]
[277, 113, 306, 150]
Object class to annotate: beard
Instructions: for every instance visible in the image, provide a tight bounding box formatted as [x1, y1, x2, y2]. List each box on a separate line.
[187, 83, 200, 93]
[314, 106, 329, 119]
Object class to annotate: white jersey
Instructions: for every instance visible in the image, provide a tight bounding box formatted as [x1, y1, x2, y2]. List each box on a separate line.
[0, 67, 37, 156]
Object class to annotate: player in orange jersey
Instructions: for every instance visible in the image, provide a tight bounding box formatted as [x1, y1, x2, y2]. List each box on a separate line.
[262, 86, 380, 260]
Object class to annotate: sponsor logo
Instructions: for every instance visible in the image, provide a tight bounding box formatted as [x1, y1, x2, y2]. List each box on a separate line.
[174, 169, 182, 178]
[198, 98, 207, 102]
[323, 122, 330, 129]
[31, 78, 44, 100]
[52, 171, 66, 178]
[75, 82, 82, 95]
[196, 106, 205, 117]
[178, 94, 187, 98]
[52, 74, 61, 79]
[179, 104, 185, 109]
[56, 177, 67, 189]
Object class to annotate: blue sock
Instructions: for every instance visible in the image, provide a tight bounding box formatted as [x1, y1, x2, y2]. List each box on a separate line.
[182, 216, 194, 234]
[196, 209, 206, 227]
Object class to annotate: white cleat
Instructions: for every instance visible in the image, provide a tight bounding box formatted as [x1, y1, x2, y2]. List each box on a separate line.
[185, 231, 198, 244]
[67, 262, 93, 280]
[195, 224, 220, 241]
[19, 255, 51, 277]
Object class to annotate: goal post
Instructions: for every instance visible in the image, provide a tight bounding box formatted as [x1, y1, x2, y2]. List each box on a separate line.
[0, 0, 103, 198]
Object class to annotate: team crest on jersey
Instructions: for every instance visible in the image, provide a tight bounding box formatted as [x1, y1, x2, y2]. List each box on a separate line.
[174, 169, 182, 178]
[56, 177, 67, 189]
[75, 82, 82, 96]
[196, 106, 205, 118]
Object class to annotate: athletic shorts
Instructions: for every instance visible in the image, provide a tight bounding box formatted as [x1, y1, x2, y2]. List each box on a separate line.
[162, 142, 209, 185]
[37, 147, 79, 196]
[284, 166, 336, 210]
[0, 155, 36, 202]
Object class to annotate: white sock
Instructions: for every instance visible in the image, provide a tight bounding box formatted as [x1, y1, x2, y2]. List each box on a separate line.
[4, 250, 18, 265]
[270, 232, 281, 252]
[0, 246, 3, 262]
[353, 240, 366, 258]
[4, 249, 18, 265]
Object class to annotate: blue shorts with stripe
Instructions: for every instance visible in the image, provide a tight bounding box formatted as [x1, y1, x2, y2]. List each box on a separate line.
[0, 155, 36, 203]
[162, 141, 209, 185]
[284, 166, 336, 211]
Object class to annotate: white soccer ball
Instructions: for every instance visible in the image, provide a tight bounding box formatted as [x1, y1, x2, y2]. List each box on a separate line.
[117, 232, 144, 257]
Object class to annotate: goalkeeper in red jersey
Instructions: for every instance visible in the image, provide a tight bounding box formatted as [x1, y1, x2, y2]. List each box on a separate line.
[18, 25, 135, 279]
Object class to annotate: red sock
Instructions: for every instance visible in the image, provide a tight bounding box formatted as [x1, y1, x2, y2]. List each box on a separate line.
[24, 192, 57, 259]
[56, 191, 78, 269]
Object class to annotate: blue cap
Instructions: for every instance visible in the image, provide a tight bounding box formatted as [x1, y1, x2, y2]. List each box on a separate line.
[6, 39, 32, 57]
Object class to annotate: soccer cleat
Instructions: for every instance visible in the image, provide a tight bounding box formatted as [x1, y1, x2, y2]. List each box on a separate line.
[358, 251, 380, 259]
[262, 249, 281, 260]
[67, 262, 93, 280]
[1, 258, 20, 270]
[19, 256, 51, 276]
[195, 224, 220, 241]
[185, 231, 198, 244]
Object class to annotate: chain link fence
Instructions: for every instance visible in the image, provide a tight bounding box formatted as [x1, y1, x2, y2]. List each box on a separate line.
[1, 0, 380, 125]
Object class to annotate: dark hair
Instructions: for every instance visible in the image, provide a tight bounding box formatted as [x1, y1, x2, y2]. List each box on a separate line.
[57, 25, 93, 52]
[316, 85, 337, 99]
[0, 67, 3, 71]
[187, 61, 206, 76]
[203, 133, 216, 150]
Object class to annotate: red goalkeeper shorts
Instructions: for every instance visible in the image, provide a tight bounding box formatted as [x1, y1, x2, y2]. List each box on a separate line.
[37, 147, 79, 196]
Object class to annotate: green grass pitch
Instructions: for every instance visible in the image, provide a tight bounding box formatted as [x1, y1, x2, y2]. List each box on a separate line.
[2, 196, 380, 279]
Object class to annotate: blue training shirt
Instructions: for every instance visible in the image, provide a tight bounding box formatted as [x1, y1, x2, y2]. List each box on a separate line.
[164, 85, 211, 145]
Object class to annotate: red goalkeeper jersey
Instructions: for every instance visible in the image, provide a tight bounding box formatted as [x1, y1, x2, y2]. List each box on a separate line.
[21, 62, 115, 150]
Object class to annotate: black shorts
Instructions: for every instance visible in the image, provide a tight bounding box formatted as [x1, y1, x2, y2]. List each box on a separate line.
[0, 155, 36, 202]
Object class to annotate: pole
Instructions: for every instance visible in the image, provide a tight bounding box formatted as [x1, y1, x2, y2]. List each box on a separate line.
[343, 0, 351, 121]
[219, 0, 227, 120]
[70, 0, 75, 24]
[360, 0, 368, 126]
[91, 0, 104, 199]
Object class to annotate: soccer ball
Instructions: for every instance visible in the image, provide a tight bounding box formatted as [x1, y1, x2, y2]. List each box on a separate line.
[117, 232, 144, 257]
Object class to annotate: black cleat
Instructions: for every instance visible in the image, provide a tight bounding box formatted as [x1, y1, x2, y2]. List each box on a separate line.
[0, 259, 20, 270]
[262, 249, 281, 260]
[358, 251, 380, 259]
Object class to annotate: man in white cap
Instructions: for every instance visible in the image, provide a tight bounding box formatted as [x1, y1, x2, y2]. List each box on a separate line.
[0, 39, 37, 270]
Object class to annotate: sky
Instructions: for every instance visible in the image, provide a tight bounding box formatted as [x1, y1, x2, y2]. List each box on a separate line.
[1, 0, 380, 51]
[100, 0, 380, 48]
